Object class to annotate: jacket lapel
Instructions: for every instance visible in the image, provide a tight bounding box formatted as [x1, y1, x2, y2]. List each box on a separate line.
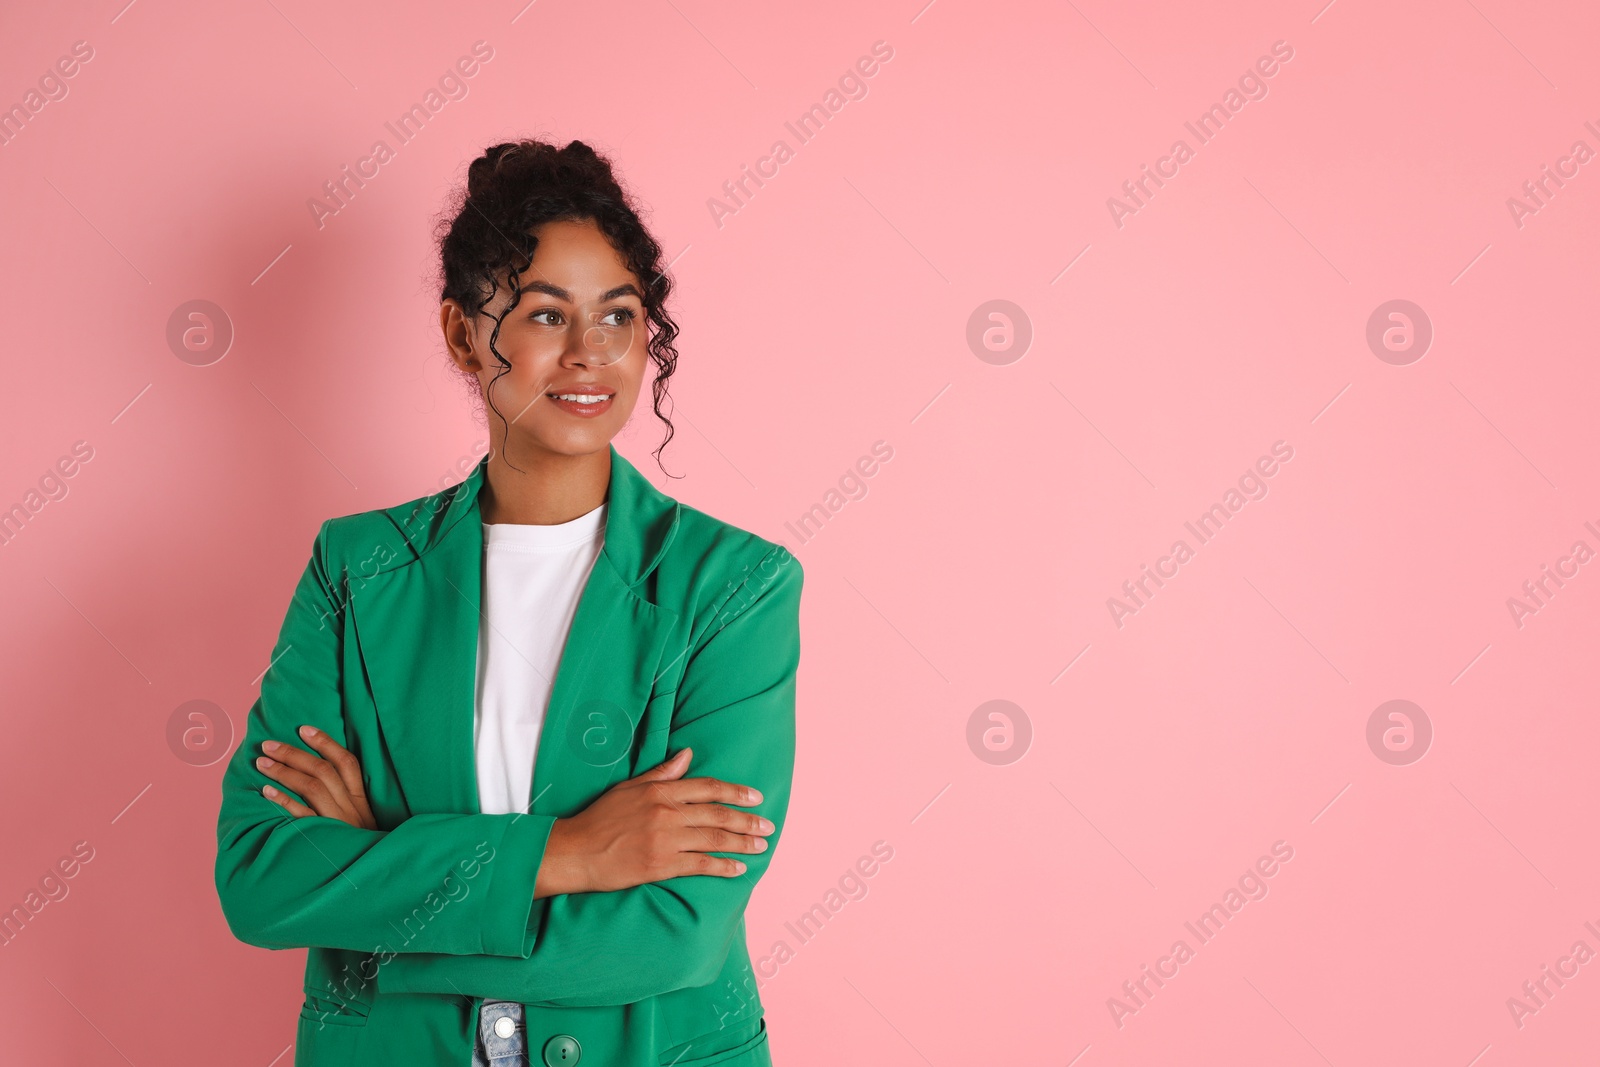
[348, 445, 687, 818]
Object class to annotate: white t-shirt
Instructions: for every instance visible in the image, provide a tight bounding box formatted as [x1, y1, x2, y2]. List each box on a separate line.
[473, 503, 607, 816]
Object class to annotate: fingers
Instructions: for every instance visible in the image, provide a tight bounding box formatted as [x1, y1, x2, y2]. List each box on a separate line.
[255, 744, 354, 823]
[658, 792, 774, 862]
[670, 825, 770, 856]
[631, 747, 692, 783]
[255, 726, 381, 828]
[642, 772, 774, 863]
[669, 852, 749, 879]
[671, 801, 775, 838]
[652, 775, 763, 807]
[261, 783, 317, 819]
[297, 725, 372, 809]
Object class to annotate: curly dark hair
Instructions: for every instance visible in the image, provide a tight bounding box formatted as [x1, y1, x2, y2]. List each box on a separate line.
[436, 138, 679, 474]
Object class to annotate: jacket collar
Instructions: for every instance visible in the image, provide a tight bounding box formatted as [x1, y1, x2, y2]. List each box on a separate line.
[351, 442, 688, 817]
[384, 442, 680, 587]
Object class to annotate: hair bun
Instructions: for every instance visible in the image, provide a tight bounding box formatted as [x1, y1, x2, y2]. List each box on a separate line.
[466, 141, 547, 198]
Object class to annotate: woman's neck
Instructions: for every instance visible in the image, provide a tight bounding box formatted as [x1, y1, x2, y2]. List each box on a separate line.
[479, 446, 610, 526]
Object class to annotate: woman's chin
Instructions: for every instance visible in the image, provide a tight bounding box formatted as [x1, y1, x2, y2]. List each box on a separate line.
[508, 427, 619, 460]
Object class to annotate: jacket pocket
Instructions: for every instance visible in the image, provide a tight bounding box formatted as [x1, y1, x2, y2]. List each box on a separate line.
[659, 1015, 767, 1066]
[298, 993, 371, 1029]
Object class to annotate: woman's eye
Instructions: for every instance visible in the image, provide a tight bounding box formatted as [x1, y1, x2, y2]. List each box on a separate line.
[531, 309, 563, 325]
[600, 308, 637, 327]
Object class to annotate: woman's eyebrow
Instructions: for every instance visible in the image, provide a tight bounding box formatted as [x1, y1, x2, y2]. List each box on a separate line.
[519, 281, 643, 302]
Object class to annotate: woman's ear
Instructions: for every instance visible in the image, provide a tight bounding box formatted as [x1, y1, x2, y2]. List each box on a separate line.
[440, 300, 479, 372]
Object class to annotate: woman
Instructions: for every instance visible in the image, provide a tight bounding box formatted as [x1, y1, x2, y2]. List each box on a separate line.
[214, 139, 803, 1067]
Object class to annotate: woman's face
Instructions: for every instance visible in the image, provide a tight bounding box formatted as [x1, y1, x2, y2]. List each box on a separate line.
[442, 217, 649, 461]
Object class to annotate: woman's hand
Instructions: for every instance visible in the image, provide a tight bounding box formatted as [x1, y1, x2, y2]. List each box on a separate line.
[536, 747, 774, 898]
[255, 725, 378, 830]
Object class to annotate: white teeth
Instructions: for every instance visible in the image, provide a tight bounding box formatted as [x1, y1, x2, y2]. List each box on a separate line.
[551, 394, 611, 404]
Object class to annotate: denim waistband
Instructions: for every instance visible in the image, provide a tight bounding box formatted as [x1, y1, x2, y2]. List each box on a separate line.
[473, 1000, 527, 1067]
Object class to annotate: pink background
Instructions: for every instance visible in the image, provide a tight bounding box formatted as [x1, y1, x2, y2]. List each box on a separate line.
[3, 0, 1598, 1063]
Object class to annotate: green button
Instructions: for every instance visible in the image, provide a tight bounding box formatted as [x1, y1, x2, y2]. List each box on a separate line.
[543, 1034, 581, 1066]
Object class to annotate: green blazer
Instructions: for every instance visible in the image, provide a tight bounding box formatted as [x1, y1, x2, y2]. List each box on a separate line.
[215, 444, 803, 1067]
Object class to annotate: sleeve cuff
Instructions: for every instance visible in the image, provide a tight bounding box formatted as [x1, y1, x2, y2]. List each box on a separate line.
[479, 813, 557, 957]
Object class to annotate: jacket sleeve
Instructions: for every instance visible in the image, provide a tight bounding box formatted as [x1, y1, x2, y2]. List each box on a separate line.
[377, 547, 803, 1005]
[214, 520, 558, 957]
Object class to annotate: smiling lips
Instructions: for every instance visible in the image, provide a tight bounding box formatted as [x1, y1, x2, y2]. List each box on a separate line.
[546, 387, 615, 418]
